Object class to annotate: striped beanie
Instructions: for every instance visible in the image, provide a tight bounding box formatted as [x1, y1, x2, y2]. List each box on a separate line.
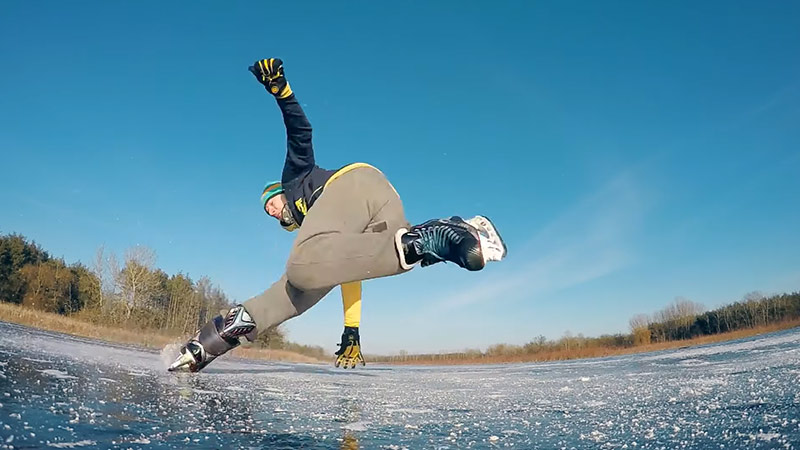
[260, 181, 284, 209]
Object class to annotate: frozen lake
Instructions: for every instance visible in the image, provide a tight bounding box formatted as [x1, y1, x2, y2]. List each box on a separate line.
[0, 321, 798, 449]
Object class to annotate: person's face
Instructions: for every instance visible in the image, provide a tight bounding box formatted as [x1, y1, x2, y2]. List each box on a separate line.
[265, 194, 287, 219]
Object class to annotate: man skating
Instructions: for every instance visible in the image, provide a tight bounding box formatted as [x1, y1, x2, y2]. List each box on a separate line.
[169, 58, 507, 372]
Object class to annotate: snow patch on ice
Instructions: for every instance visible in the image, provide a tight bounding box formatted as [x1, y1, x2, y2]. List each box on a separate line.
[581, 430, 607, 442]
[690, 377, 727, 387]
[502, 430, 523, 435]
[387, 408, 434, 414]
[641, 332, 800, 361]
[47, 440, 96, 448]
[752, 432, 781, 441]
[39, 369, 77, 380]
[341, 421, 370, 431]
[584, 400, 607, 407]
[193, 389, 217, 395]
[23, 357, 53, 363]
[678, 358, 709, 366]
[224, 386, 248, 392]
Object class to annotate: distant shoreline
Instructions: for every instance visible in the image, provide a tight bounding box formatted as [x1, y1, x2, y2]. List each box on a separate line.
[372, 320, 800, 366]
[3, 301, 798, 368]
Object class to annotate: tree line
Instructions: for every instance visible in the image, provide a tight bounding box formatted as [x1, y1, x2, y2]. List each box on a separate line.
[372, 292, 800, 363]
[3, 232, 798, 364]
[629, 292, 800, 345]
[0, 232, 288, 347]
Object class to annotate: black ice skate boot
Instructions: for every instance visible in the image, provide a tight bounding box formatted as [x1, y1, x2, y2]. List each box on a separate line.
[168, 305, 257, 372]
[395, 215, 507, 271]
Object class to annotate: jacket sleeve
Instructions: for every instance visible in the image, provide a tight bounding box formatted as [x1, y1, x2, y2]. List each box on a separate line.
[340, 281, 362, 328]
[276, 95, 315, 183]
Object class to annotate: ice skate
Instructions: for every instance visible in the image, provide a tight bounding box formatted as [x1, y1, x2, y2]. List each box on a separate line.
[168, 305, 257, 372]
[396, 215, 507, 271]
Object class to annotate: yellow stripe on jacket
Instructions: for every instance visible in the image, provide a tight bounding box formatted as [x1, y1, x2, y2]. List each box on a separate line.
[325, 162, 379, 189]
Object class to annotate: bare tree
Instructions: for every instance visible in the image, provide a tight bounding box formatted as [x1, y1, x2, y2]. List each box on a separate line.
[743, 291, 764, 327]
[628, 313, 650, 332]
[115, 245, 161, 320]
[629, 313, 652, 345]
[89, 245, 106, 311]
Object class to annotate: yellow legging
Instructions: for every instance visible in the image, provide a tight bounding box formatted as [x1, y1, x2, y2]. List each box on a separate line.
[341, 282, 361, 327]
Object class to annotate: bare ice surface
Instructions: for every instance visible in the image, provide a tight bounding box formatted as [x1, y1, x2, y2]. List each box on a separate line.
[0, 321, 799, 449]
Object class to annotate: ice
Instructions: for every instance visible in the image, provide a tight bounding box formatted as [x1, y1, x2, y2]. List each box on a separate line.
[0, 321, 798, 449]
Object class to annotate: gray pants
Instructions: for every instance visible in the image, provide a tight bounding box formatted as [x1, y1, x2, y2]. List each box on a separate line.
[242, 166, 411, 333]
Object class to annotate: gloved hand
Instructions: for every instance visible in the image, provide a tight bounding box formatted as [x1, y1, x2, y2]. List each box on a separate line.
[334, 326, 366, 369]
[248, 58, 293, 99]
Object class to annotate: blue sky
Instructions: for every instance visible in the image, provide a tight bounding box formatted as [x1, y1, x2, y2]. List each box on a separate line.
[1, 2, 799, 354]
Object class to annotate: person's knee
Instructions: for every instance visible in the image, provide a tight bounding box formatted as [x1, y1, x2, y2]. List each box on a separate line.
[286, 263, 326, 291]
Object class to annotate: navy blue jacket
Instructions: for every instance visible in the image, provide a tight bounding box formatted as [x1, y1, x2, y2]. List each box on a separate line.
[277, 95, 340, 227]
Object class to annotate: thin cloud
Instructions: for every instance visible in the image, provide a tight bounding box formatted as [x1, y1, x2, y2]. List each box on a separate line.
[423, 170, 647, 315]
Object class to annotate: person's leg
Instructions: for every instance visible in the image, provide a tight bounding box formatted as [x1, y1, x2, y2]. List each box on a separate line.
[285, 166, 508, 290]
[286, 167, 412, 290]
[168, 275, 332, 372]
[242, 273, 333, 333]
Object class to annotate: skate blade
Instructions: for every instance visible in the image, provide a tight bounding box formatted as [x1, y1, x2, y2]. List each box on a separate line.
[168, 351, 195, 372]
[466, 215, 507, 263]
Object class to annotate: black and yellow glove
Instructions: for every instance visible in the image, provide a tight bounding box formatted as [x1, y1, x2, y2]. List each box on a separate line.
[334, 326, 365, 369]
[248, 58, 293, 99]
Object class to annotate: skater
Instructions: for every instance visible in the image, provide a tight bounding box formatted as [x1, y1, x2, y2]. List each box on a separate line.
[169, 58, 507, 372]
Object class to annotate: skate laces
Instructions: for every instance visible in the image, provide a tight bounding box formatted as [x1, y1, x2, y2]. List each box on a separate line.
[414, 221, 467, 266]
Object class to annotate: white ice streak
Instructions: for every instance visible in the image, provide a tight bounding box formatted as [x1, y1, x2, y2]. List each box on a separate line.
[38, 369, 77, 380]
[46, 440, 96, 448]
[341, 421, 370, 431]
[640, 331, 800, 361]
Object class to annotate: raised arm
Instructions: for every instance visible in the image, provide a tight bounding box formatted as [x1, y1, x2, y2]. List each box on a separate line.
[248, 58, 315, 181]
[276, 95, 315, 182]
